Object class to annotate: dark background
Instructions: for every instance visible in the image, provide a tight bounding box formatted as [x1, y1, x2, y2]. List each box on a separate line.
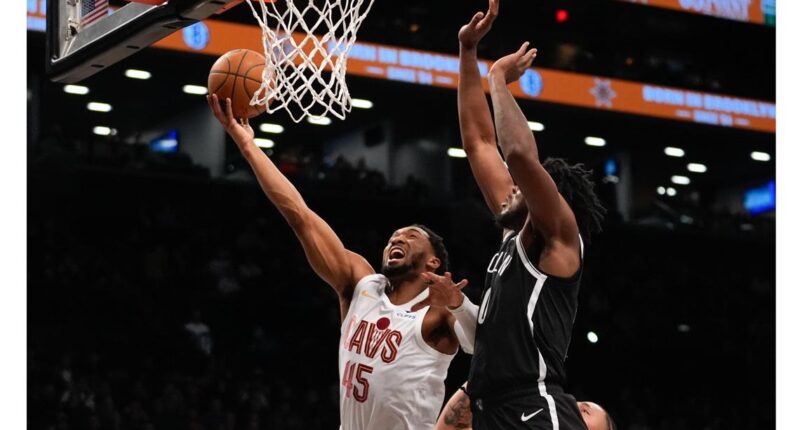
[27, 1, 775, 429]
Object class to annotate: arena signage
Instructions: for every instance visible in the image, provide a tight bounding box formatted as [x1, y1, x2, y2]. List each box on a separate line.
[28, 11, 774, 133]
[620, 0, 775, 26]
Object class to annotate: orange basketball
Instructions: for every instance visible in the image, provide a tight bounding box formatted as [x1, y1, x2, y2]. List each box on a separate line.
[208, 49, 268, 119]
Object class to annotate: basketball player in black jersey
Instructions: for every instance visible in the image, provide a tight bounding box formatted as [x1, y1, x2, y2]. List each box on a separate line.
[414, 1, 614, 429]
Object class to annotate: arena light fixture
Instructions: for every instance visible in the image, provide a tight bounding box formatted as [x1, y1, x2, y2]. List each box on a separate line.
[671, 175, 691, 185]
[657, 186, 666, 195]
[93, 126, 115, 136]
[254, 138, 275, 149]
[64, 84, 90, 95]
[182, 85, 208, 95]
[527, 121, 545, 132]
[351, 98, 374, 109]
[584, 136, 606, 147]
[307, 116, 332, 126]
[260, 123, 285, 134]
[751, 151, 771, 162]
[125, 69, 152, 80]
[664, 147, 685, 157]
[556, 9, 570, 23]
[678, 324, 691, 333]
[666, 187, 677, 197]
[587, 331, 599, 344]
[448, 148, 467, 158]
[87, 102, 112, 112]
[687, 163, 707, 173]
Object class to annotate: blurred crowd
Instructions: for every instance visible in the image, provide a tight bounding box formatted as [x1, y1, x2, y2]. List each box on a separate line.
[28, 142, 773, 430]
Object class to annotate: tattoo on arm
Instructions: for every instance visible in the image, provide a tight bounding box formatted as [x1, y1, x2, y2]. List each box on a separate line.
[444, 394, 472, 428]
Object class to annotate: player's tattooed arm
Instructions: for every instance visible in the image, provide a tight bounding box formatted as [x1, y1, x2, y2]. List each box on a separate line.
[445, 398, 472, 428]
[436, 386, 473, 430]
[488, 45, 580, 247]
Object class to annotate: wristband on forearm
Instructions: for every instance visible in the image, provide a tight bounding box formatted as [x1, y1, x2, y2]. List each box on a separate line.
[449, 294, 478, 354]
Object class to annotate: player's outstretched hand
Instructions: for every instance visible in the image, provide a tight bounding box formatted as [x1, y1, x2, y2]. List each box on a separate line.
[458, 0, 499, 50]
[489, 41, 538, 85]
[411, 272, 469, 312]
[207, 94, 255, 151]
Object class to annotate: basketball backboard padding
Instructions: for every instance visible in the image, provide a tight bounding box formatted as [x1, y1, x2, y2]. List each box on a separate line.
[46, 0, 245, 83]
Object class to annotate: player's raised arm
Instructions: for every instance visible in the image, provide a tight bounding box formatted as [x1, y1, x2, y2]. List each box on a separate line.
[208, 95, 373, 299]
[458, 0, 514, 215]
[487, 44, 580, 250]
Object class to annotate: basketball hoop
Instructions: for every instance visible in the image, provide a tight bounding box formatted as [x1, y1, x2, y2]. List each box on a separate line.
[244, 0, 376, 122]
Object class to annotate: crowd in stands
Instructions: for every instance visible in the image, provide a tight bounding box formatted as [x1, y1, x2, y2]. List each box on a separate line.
[28, 140, 773, 430]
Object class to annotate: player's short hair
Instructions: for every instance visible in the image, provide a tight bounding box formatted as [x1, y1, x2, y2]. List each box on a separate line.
[412, 224, 449, 275]
[542, 158, 607, 244]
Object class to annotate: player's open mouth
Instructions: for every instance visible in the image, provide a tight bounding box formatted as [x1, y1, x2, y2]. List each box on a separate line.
[388, 247, 406, 263]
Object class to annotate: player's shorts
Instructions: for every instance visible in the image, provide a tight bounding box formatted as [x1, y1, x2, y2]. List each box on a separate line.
[469, 386, 587, 430]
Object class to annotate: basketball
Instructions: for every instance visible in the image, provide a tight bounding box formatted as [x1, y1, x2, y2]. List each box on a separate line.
[207, 49, 267, 119]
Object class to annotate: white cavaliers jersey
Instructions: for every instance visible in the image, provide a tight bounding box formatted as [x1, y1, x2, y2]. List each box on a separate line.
[339, 274, 454, 430]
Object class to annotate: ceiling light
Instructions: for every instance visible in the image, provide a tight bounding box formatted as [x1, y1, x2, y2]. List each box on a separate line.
[587, 331, 598, 343]
[87, 102, 112, 112]
[93, 126, 115, 136]
[183, 85, 207, 95]
[307, 116, 332, 126]
[527, 121, 545, 132]
[687, 163, 707, 173]
[751, 151, 771, 162]
[657, 186, 666, 195]
[447, 148, 467, 158]
[64, 84, 89, 95]
[666, 187, 677, 197]
[584, 136, 606, 147]
[671, 175, 691, 185]
[664, 147, 685, 157]
[351, 98, 374, 109]
[259, 123, 285, 134]
[125, 69, 151, 80]
[254, 138, 274, 149]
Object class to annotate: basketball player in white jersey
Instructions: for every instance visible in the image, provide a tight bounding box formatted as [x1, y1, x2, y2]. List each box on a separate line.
[207, 94, 475, 429]
[412, 1, 615, 429]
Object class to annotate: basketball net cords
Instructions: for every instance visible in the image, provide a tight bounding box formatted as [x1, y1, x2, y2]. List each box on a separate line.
[244, 0, 375, 122]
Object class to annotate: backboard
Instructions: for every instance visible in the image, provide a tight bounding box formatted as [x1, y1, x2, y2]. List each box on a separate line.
[46, 0, 246, 83]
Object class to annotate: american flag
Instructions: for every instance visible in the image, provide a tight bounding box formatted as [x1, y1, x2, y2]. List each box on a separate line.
[81, 0, 109, 27]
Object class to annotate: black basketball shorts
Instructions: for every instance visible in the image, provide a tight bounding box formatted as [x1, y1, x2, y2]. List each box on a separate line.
[470, 388, 587, 430]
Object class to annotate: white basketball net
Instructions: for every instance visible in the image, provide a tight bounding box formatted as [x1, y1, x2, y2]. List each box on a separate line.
[244, 0, 376, 123]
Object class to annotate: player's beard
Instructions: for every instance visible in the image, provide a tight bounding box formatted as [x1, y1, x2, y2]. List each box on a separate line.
[494, 204, 528, 232]
[381, 252, 424, 282]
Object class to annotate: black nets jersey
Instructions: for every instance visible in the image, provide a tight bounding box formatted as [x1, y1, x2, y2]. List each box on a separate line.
[468, 230, 584, 399]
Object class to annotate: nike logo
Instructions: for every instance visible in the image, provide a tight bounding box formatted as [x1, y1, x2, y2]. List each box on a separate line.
[360, 290, 377, 300]
[521, 409, 543, 422]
